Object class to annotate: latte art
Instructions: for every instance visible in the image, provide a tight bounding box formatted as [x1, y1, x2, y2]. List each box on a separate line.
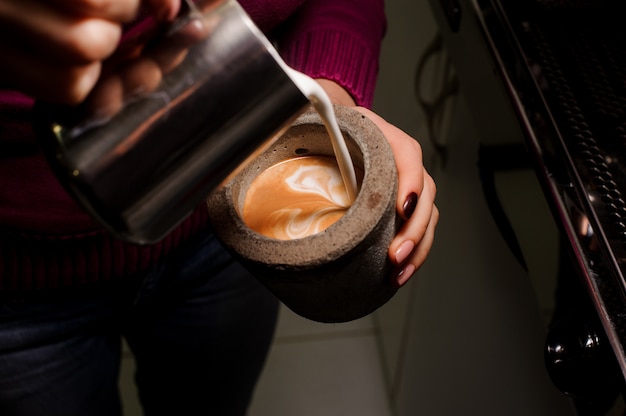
[242, 156, 357, 240]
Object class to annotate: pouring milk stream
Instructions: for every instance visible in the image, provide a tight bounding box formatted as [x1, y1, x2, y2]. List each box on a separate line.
[267, 49, 359, 205]
[187, 0, 359, 199]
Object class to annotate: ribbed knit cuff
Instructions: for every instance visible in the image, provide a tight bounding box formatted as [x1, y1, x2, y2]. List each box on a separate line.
[280, 29, 379, 108]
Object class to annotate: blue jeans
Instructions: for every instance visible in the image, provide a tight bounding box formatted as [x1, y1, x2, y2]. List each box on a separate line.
[0, 231, 279, 416]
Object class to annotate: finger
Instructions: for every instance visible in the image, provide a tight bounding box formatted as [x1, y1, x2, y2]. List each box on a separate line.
[56, 18, 123, 63]
[145, 17, 208, 73]
[0, 40, 101, 104]
[395, 204, 439, 287]
[84, 74, 125, 119]
[388, 171, 437, 264]
[83, 32, 192, 118]
[84, 52, 166, 118]
[121, 57, 164, 96]
[0, 1, 122, 64]
[412, 204, 439, 267]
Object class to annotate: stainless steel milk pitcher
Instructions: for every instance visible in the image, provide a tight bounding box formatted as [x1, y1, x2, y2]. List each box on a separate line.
[34, 0, 309, 244]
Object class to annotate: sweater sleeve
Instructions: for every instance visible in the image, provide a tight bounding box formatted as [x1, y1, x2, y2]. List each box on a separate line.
[275, 0, 386, 108]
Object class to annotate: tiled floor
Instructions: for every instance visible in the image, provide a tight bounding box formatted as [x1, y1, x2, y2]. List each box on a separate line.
[248, 307, 391, 416]
[118, 304, 392, 415]
[119, 344, 141, 416]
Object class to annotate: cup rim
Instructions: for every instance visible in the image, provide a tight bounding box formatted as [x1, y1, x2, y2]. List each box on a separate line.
[206, 105, 397, 267]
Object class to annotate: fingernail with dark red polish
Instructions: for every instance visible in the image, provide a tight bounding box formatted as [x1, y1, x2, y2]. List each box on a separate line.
[402, 192, 418, 220]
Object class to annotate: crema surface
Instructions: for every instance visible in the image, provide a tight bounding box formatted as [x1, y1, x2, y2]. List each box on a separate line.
[242, 156, 353, 240]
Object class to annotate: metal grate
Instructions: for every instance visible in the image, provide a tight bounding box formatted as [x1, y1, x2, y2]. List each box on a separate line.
[509, 0, 626, 355]
[523, 1, 626, 255]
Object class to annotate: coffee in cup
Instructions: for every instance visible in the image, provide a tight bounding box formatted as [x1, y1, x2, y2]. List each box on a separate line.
[241, 155, 364, 240]
[207, 106, 399, 323]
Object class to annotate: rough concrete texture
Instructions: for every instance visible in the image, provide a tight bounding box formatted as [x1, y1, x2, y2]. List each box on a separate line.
[207, 106, 399, 322]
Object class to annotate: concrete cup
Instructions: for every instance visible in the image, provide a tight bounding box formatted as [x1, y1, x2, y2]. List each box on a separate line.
[206, 105, 399, 323]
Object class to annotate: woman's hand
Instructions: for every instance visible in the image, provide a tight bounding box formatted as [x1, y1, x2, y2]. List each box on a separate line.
[355, 107, 438, 287]
[318, 79, 439, 287]
[0, 0, 180, 104]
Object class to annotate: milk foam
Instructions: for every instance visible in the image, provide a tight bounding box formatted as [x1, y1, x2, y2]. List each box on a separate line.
[242, 156, 352, 240]
[286, 164, 351, 207]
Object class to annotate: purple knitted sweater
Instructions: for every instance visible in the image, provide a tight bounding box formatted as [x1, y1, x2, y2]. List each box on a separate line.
[0, 0, 386, 290]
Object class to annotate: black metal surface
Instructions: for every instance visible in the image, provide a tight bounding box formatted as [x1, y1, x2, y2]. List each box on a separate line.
[470, 0, 626, 380]
[525, 1, 626, 260]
